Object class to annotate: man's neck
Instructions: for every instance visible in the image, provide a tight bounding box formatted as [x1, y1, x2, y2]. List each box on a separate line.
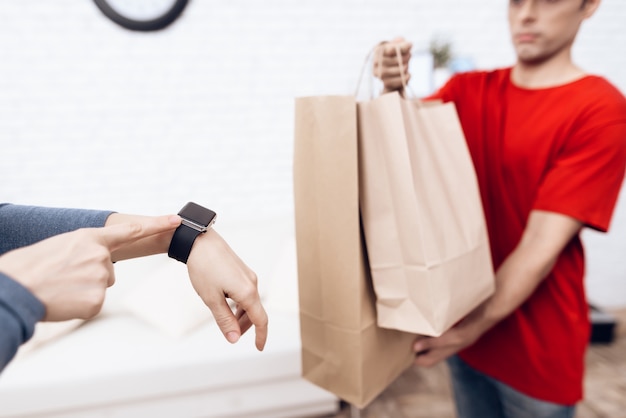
[511, 51, 585, 89]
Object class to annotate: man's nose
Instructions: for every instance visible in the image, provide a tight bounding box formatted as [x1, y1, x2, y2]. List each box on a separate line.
[517, 0, 540, 22]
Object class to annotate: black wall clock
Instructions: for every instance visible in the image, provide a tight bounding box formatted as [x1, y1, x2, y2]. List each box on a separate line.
[93, 0, 190, 32]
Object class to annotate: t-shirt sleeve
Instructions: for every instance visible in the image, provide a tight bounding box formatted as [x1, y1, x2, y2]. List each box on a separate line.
[0, 204, 114, 255]
[0, 272, 46, 372]
[533, 110, 626, 232]
[425, 73, 461, 103]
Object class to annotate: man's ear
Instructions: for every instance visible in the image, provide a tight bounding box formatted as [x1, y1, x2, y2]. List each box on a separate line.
[582, 0, 601, 19]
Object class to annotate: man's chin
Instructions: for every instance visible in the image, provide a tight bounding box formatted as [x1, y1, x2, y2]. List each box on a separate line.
[516, 50, 550, 66]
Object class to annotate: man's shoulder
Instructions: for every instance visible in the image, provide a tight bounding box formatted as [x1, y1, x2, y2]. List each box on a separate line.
[571, 76, 626, 121]
[580, 74, 622, 90]
[582, 76, 626, 102]
[449, 67, 511, 84]
[433, 67, 510, 102]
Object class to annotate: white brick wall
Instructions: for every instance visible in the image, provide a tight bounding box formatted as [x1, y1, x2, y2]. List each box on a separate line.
[0, 0, 624, 305]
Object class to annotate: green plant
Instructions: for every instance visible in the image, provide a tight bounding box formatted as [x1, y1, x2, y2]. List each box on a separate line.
[429, 37, 453, 69]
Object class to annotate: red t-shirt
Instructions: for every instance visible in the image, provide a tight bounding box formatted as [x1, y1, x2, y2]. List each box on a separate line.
[431, 68, 626, 404]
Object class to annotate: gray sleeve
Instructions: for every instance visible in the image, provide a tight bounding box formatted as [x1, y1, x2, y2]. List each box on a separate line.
[0, 272, 46, 372]
[0, 203, 114, 255]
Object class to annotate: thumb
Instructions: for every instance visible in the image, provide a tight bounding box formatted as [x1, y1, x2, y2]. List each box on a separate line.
[98, 215, 181, 252]
[387, 37, 412, 55]
[211, 299, 242, 344]
[384, 39, 411, 56]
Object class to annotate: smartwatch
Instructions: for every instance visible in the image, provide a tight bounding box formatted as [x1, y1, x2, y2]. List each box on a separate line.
[168, 202, 217, 263]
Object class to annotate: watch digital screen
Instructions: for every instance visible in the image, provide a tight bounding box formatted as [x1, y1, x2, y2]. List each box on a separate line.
[179, 202, 216, 226]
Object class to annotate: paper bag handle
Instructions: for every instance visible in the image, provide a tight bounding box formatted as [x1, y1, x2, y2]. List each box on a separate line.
[354, 42, 383, 99]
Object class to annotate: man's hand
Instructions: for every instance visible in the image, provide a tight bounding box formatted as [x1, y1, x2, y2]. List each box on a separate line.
[373, 37, 413, 93]
[413, 306, 486, 367]
[0, 215, 181, 321]
[413, 210, 584, 368]
[186, 229, 269, 351]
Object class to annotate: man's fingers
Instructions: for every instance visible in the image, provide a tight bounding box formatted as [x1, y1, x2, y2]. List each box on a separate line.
[383, 41, 412, 57]
[383, 76, 410, 92]
[414, 351, 438, 368]
[98, 215, 181, 252]
[382, 54, 410, 67]
[414, 335, 438, 354]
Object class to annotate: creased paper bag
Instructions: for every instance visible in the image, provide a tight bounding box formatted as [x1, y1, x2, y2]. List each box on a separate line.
[294, 95, 416, 409]
[357, 91, 495, 336]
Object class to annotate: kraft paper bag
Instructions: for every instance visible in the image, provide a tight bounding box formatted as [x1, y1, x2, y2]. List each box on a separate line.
[357, 91, 495, 337]
[293, 95, 416, 409]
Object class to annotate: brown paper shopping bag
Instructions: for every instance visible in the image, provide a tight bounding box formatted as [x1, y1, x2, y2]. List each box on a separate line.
[357, 88, 495, 337]
[294, 95, 416, 409]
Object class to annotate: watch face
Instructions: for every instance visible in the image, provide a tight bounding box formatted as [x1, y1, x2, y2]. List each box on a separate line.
[179, 202, 216, 226]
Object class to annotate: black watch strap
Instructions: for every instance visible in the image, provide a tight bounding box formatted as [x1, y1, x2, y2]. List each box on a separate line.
[168, 202, 217, 264]
[168, 223, 203, 263]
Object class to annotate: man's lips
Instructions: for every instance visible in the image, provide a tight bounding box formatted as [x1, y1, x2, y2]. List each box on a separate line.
[516, 33, 539, 43]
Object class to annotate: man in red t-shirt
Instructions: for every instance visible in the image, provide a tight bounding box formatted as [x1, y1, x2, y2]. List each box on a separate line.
[376, 0, 626, 417]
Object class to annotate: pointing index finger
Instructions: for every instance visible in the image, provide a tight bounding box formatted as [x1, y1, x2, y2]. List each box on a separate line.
[98, 215, 181, 252]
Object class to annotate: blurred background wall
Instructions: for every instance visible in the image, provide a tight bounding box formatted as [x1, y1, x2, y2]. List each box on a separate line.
[0, 0, 624, 306]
